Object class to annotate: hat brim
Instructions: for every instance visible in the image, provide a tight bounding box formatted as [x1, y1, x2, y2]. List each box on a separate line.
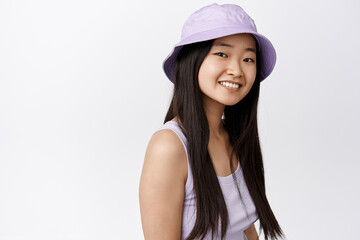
[163, 26, 276, 82]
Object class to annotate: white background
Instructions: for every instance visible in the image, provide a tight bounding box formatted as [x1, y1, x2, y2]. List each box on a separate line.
[1, 0, 359, 239]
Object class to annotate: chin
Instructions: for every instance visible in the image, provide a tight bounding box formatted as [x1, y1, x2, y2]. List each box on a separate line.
[216, 94, 245, 106]
[222, 99, 242, 106]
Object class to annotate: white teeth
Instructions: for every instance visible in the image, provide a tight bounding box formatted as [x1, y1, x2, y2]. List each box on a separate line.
[220, 81, 240, 89]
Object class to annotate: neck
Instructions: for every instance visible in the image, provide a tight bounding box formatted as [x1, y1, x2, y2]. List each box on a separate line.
[202, 95, 225, 138]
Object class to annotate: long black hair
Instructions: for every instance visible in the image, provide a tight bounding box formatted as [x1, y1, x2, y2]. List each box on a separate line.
[164, 38, 284, 240]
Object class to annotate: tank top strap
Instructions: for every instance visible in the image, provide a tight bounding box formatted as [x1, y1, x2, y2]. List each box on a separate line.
[155, 121, 194, 194]
[157, 121, 188, 148]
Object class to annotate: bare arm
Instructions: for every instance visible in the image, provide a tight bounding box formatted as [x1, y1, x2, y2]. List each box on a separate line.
[139, 130, 188, 240]
[244, 223, 258, 240]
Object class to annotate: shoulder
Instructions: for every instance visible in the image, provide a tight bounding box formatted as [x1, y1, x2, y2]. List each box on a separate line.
[143, 128, 188, 184]
[149, 129, 185, 154]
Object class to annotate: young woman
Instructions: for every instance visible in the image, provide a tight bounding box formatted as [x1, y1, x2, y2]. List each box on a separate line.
[139, 3, 284, 240]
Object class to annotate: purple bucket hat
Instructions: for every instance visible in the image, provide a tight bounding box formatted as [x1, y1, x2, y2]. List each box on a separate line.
[162, 3, 276, 82]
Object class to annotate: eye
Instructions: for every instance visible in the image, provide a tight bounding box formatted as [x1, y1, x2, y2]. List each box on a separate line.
[243, 58, 255, 63]
[215, 52, 228, 58]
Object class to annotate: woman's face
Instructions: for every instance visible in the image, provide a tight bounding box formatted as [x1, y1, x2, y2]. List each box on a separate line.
[198, 33, 257, 107]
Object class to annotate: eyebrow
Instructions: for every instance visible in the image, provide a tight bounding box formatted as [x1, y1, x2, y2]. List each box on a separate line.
[213, 41, 256, 54]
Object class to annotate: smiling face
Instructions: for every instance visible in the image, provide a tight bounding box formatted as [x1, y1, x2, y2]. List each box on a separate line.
[198, 33, 257, 107]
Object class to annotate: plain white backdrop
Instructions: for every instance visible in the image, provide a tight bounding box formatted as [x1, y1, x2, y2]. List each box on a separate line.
[0, 0, 359, 239]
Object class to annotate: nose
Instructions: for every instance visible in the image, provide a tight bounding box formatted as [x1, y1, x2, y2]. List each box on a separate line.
[225, 59, 243, 77]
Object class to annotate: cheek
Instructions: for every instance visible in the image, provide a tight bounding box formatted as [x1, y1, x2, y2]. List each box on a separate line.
[197, 66, 207, 94]
[198, 60, 221, 83]
[245, 66, 257, 83]
[249, 64, 257, 76]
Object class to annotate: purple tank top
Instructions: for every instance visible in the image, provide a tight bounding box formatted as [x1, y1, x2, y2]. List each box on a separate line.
[156, 121, 258, 240]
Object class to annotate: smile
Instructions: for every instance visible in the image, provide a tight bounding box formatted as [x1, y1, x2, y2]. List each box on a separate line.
[219, 81, 241, 89]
